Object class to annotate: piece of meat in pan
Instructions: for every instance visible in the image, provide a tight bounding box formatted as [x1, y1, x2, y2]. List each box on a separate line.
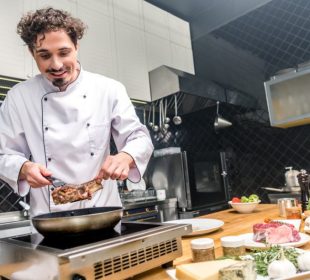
[51, 179, 103, 205]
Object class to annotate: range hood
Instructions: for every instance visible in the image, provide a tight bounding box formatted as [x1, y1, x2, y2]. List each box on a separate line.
[148, 65, 257, 115]
[148, 65, 225, 115]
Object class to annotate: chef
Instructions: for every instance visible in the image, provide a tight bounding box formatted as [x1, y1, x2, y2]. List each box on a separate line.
[0, 7, 153, 218]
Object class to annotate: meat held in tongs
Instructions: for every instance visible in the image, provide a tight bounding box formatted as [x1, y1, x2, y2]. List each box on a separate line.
[51, 179, 103, 205]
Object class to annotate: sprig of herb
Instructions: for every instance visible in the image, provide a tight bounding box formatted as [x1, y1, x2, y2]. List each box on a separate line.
[249, 246, 300, 276]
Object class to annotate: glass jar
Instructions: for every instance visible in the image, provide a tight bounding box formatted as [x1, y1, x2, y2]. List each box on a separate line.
[191, 238, 215, 262]
[221, 236, 245, 257]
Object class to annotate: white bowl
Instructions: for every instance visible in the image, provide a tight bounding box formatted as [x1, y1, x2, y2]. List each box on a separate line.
[228, 200, 261, 214]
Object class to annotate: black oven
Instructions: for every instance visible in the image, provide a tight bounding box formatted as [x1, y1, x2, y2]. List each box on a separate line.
[143, 151, 231, 217]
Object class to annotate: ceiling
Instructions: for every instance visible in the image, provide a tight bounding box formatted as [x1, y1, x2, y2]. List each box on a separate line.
[145, 0, 310, 109]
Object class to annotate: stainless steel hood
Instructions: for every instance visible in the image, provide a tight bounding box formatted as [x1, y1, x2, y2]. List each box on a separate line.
[149, 65, 226, 115]
[149, 65, 225, 101]
[148, 65, 258, 115]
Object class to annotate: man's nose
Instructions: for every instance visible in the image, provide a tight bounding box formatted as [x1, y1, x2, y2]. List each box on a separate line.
[50, 56, 63, 70]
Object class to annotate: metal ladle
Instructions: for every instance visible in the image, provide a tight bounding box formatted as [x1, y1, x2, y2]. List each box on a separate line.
[152, 104, 159, 132]
[214, 101, 232, 131]
[164, 98, 170, 124]
[162, 99, 169, 131]
[148, 104, 153, 128]
[173, 94, 182, 125]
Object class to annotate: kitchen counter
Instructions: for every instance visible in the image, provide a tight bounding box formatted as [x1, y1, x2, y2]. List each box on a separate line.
[133, 204, 310, 279]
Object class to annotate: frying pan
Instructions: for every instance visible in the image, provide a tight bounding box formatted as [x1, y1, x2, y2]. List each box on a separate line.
[32, 206, 123, 236]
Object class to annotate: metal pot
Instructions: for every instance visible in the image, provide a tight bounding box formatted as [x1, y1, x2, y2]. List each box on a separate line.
[285, 166, 300, 189]
[32, 206, 123, 236]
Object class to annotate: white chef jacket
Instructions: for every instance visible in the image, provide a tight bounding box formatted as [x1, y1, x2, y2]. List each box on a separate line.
[0, 68, 153, 217]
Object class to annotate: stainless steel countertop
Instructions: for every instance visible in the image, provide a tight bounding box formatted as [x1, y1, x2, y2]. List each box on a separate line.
[122, 197, 177, 210]
[0, 211, 31, 238]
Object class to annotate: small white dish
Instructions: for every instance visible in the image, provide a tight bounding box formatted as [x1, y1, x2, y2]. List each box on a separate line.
[164, 218, 224, 236]
[228, 200, 261, 213]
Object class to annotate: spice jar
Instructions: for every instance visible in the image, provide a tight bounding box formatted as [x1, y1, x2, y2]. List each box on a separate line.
[221, 236, 245, 257]
[191, 238, 215, 262]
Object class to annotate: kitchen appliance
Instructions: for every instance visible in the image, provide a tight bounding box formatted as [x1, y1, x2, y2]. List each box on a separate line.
[121, 197, 178, 223]
[284, 166, 300, 191]
[32, 207, 123, 236]
[262, 167, 301, 196]
[143, 151, 230, 218]
[264, 65, 310, 128]
[0, 221, 191, 280]
[0, 211, 31, 239]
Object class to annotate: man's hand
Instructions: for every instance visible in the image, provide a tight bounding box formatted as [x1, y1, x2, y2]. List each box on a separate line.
[19, 161, 52, 188]
[96, 152, 135, 182]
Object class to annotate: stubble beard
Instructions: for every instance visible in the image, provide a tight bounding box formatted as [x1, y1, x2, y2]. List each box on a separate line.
[52, 78, 68, 88]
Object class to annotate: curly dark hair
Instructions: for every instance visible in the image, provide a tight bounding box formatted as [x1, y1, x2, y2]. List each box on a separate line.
[17, 7, 87, 51]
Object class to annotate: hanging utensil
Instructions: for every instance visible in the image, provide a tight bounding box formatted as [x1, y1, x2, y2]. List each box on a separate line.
[160, 99, 168, 134]
[143, 106, 146, 125]
[164, 98, 170, 124]
[148, 103, 153, 128]
[152, 103, 159, 132]
[157, 100, 165, 139]
[163, 98, 170, 130]
[214, 101, 232, 131]
[173, 94, 182, 125]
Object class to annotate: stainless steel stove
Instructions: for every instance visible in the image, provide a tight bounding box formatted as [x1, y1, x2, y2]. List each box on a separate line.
[0, 221, 191, 280]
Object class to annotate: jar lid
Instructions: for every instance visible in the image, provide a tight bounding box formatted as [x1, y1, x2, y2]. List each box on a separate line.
[191, 238, 214, 249]
[221, 236, 244, 247]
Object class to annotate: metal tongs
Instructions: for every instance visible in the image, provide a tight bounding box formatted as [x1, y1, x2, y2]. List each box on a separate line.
[45, 176, 67, 190]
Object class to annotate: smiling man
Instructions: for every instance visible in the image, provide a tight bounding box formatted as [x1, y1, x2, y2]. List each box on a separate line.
[0, 7, 153, 218]
[32, 29, 80, 90]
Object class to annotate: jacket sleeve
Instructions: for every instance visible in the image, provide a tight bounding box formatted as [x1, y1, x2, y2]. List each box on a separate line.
[110, 83, 154, 183]
[0, 92, 31, 195]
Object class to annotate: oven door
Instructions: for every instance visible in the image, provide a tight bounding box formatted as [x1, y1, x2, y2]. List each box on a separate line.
[122, 205, 161, 222]
[184, 151, 229, 210]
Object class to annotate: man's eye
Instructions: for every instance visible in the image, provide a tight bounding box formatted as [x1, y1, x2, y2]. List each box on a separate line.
[60, 52, 70, 57]
[40, 54, 50, 59]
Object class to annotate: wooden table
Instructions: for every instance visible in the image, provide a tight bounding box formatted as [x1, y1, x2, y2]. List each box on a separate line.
[134, 204, 309, 279]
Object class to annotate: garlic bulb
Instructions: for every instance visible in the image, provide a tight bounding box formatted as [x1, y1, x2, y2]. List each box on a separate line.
[268, 248, 297, 278]
[298, 251, 310, 271]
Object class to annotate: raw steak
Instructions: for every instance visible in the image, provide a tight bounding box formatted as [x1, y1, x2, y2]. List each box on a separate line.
[253, 221, 300, 244]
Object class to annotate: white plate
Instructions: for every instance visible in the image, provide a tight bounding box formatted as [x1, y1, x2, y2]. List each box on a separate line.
[272, 219, 301, 230]
[257, 271, 310, 280]
[240, 232, 310, 249]
[164, 218, 224, 236]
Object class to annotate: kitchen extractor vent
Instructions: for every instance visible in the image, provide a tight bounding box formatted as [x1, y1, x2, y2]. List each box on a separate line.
[95, 238, 178, 278]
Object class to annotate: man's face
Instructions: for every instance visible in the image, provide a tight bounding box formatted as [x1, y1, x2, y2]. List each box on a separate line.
[31, 30, 79, 91]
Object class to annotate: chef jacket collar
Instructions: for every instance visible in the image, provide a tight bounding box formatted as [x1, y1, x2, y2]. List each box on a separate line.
[40, 64, 84, 93]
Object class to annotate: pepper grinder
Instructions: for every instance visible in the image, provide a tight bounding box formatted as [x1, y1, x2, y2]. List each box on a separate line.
[297, 169, 310, 212]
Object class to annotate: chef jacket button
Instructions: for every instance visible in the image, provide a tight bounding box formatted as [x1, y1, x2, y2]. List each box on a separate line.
[87, 123, 90, 127]
[48, 157, 52, 161]
[83, 95, 87, 98]
[45, 127, 48, 131]
[44, 97, 48, 101]
[90, 152, 94, 156]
